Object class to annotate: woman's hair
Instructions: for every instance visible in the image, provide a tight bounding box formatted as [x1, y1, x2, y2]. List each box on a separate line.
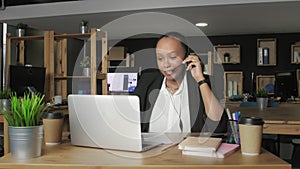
[157, 32, 190, 58]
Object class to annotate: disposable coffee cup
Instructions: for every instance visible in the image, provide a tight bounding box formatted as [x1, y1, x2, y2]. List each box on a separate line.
[239, 117, 264, 156]
[43, 112, 64, 145]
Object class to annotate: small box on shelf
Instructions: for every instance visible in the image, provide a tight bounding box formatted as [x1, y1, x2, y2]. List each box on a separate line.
[256, 75, 275, 95]
[297, 69, 300, 96]
[257, 38, 276, 66]
[214, 44, 240, 64]
[291, 43, 300, 64]
[197, 51, 212, 75]
[108, 53, 135, 68]
[224, 72, 243, 99]
[108, 46, 126, 60]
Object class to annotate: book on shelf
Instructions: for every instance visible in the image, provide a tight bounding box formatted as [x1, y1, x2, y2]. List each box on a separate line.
[178, 137, 222, 153]
[182, 143, 240, 158]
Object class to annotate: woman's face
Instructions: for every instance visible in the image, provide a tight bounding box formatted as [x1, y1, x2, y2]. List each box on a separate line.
[156, 37, 186, 81]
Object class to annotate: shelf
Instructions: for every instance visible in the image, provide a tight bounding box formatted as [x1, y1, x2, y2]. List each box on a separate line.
[291, 43, 300, 64]
[9, 35, 45, 41]
[224, 71, 243, 99]
[257, 38, 276, 66]
[54, 75, 91, 79]
[200, 51, 212, 75]
[54, 33, 91, 40]
[214, 44, 240, 64]
[54, 31, 106, 40]
[256, 75, 275, 95]
[297, 69, 300, 97]
[108, 46, 126, 60]
[52, 28, 108, 98]
[54, 73, 106, 80]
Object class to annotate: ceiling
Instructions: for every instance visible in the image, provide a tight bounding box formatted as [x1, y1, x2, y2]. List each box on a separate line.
[0, 0, 78, 7]
[1, 0, 300, 39]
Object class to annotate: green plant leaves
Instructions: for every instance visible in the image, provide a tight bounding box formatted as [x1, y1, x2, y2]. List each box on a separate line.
[256, 88, 268, 98]
[4, 92, 46, 127]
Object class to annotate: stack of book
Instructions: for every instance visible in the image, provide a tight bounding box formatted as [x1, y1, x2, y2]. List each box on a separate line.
[178, 137, 240, 158]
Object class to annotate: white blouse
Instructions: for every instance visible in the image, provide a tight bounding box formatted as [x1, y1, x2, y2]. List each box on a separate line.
[149, 73, 190, 133]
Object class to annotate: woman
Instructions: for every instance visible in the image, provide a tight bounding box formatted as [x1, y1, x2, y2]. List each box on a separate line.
[133, 32, 227, 133]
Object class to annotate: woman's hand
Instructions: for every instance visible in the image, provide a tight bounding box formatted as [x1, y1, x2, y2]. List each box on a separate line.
[182, 54, 205, 82]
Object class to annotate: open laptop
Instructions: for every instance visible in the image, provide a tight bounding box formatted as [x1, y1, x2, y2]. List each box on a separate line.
[68, 94, 165, 152]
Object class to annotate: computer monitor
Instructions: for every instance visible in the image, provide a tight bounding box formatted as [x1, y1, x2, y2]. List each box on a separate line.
[107, 73, 138, 93]
[9, 65, 46, 97]
[275, 70, 298, 101]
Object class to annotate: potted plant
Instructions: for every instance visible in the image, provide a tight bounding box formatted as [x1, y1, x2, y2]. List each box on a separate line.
[16, 23, 28, 37]
[256, 88, 268, 110]
[0, 88, 12, 114]
[80, 20, 89, 34]
[80, 55, 90, 76]
[4, 92, 47, 159]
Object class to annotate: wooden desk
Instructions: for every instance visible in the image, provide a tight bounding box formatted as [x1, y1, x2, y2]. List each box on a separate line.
[0, 141, 291, 169]
[229, 107, 300, 135]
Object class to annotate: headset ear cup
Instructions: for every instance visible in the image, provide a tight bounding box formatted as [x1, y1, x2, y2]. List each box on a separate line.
[185, 48, 190, 59]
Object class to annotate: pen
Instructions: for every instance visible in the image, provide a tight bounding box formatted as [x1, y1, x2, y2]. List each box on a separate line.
[235, 112, 239, 121]
[226, 108, 238, 144]
[232, 113, 236, 120]
[226, 108, 232, 120]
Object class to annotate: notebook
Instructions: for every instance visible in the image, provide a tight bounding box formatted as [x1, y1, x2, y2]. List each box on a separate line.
[182, 143, 240, 158]
[68, 94, 163, 152]
[178, 137, 222, 153]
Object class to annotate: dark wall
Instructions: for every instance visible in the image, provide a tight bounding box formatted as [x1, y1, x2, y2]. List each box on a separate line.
[112, 33, 300, 94]
[209, 33, 300, 93]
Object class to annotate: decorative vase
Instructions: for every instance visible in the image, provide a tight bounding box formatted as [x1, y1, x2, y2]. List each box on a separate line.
[16, 28, 25, 37]
[256, 98, 268, 110]
[224, 53, 230, 63]
[80, 26, 88, 34]
[0, 99, 10, 114]
[8, 125, 43, 159]
[82, 68, 90, 76]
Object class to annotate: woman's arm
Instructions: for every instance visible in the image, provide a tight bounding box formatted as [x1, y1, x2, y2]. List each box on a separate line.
[183, 54, 224, 121]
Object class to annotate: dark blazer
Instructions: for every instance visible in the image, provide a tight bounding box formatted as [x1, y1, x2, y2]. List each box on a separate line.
[133, 69, 227, 133]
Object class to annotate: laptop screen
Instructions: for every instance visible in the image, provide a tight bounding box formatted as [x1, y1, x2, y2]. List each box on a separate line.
[107, 73, 138, 93]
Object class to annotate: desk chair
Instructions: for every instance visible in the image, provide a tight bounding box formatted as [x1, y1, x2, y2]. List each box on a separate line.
[291, 139, 300, 168]
[239, 101, 279, 155]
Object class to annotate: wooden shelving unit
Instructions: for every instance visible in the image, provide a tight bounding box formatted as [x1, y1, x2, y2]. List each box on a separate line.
[297, 69, 300, 97]
[5, 32, 52, 100]
[257, 38, 277, 66]
[197, 51, 212, 75]
[291, 43, 300, 64]
[214, 44, 240, 64]
[52, 28, 108, 100]
[256, 75, 275, 95]
[224, 71, 243, 99]
[5, 28, 108, 101]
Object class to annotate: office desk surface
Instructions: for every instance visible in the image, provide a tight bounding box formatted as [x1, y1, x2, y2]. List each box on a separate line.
[0, 141, 291, 169]
[229, 107, 300, 135]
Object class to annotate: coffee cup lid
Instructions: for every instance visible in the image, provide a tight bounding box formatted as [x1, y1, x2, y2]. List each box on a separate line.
[43, 112, 64, 119]
[239, 116, 264, 125]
